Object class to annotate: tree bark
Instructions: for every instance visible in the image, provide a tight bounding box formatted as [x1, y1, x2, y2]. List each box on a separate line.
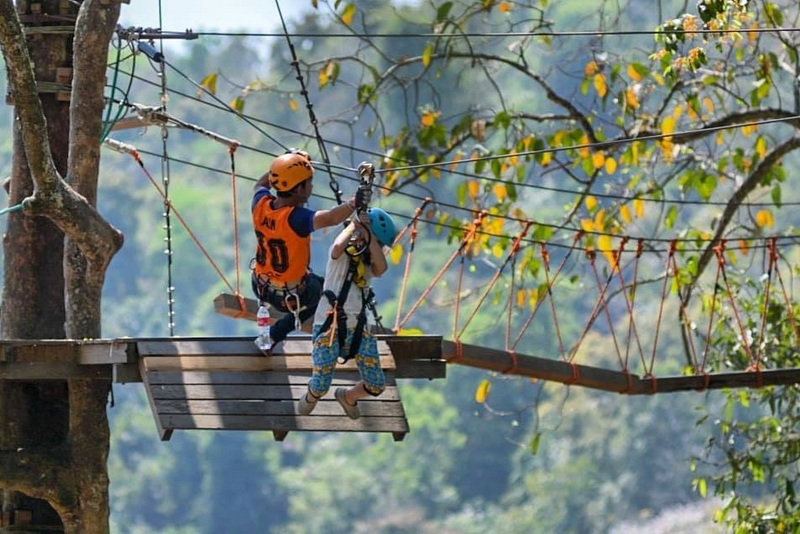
[0, 1, 122, 531]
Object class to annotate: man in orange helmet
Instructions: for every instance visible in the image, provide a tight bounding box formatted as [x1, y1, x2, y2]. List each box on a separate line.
[251, 150, 367, 351]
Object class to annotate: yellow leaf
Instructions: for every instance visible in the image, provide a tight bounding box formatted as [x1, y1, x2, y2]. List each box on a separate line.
[594, 209, 606, 228]
[585, 196, 598, 211]
[585, 60, 599, 76]
[517, 289, 526, 308]
[319, 69, 329, 88]
[703, 97, 715, 115]
[468, 180, 481, 200]
[756, 210, 775, 228]
[230, 96, 245, 113]
[717, 132, 725, 145]
[581, 219, 595, 232]
[390, 244, 404, 265]
[341, 3, 357, 26]
[598, 234, 613, 252]
[620, 204, 632, 223]
[755, 137, 767, 158]
[673, 105, 684, 119]
[492, 243, 504, 258]
[494, 183, 507, 201]
[739, 239, 750, 256]
[529, 290, 539, 310]
[540, 151, 552, 167]
[289, 99, 299, 111]
[625, 87, 640, 110]
[579, 134, 590, 157]
[475, 379, 491, 403]
[592, 151, 606, 169]
[661, 116, 676, 137]
[593, 73, 608, 98]
[450, 152, 464, 172]
[422, 42, 434, 68]
[499, 1, 512, 12]
[742, 124, 758, 137]
[605, 157, 618, 174]
[199, 72, 218, 95]
[627, 64, 643, 82]
[634, 198, 645, 218]
[421, 110, 440, 127]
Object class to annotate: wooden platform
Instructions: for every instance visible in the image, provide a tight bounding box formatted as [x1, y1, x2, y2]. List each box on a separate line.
[137, 338, 421, 441]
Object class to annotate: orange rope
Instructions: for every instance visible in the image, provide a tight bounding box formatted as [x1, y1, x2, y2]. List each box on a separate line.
[229, 143, 242, 296]
[397, 212, 486, 330]
[670, 252, 700, 372]
[453, 254, 467, 341]
[504, 350, 519, 374]
[773, 240, 800, 345]
[714, 241, 756, 368]
[618, 239, 646, 373]
[511, 232, 582, 351]
[542, 243, 568, 360]
[755, 238, 778, 362]
[130, 151, 236, 295]
[699, 255, 723, 373]
[457, 221, 533, 340]
[585, 249, 624, 370]
[393, 200, 433, 332]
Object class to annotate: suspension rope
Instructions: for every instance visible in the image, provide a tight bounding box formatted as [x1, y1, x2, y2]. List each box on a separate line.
[274, 0, 341, 204]
[393, 199, 429, 332]
[755, 238, 778, 363]
[456, 221, 533, 340]
[105, 139, 238, 295]
[396, 212, 486, 330]
[229, 144, 243, 296]
[452, 253, 467, 341]
[511, 233, 582, 351]
[585, 248, 625, 370]
[714, 241, 757, 369]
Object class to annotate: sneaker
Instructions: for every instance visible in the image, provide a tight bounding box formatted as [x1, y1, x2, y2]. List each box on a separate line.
[297, 392, 318, 416]
[335, 387, 360, 420]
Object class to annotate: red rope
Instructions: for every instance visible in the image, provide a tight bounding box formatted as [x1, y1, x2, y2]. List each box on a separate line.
[453, 254, 467, 341]
[131, 151, 236, 295]
[504, 350, 519, 374]
[715, 241, 756, 368]
[542, 244, 569, 360]
[755, 238, 777, 363]
[586, 249, 625, 369]
[649, 241, 674, 376]
[457, 221, 533, 340]
[567, 362, 580, 385]
[397, 212, 485, 330]
[394, 218, 420, 332]
[619, 239, 646, 373]
[699, 256, 723, 373]
[670, 252, 700, 372]
[773, 241, 800, 345]
[446, 340, 465, 363]
[511, 232, 582, 351]
[506, 253, 518, 350]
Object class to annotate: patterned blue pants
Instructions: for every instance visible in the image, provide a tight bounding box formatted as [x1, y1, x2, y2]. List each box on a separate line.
[309, 324, 386, 398]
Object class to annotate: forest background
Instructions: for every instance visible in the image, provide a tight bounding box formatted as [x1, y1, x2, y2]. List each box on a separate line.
[3, 0, 798, 532]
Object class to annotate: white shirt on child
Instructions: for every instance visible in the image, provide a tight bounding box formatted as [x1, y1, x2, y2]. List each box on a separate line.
[313, 244, 373, 329]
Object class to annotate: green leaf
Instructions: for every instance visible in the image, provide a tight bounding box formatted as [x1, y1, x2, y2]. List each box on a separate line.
[357, 84, 374, 104]
[230, 96, 245, 114]
[435, 1, 453, 22]
[530, 432, 542, 455]
[665, 205, 678, 229]
[772, 185, 782, 207]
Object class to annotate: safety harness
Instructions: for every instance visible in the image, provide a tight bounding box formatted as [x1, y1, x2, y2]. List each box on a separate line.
[320, 243, 383, 364]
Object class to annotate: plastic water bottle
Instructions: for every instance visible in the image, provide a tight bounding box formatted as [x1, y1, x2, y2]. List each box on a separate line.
[255, 304, 272, 352]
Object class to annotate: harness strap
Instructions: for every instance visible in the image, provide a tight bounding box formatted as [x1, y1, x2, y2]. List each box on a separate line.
[320, 253, 373, 364]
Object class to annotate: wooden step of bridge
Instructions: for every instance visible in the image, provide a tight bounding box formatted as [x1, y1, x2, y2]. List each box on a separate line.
[137, 337, 429, 441]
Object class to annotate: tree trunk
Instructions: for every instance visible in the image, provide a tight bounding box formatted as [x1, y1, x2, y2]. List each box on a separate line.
[0, 1, 123, 532]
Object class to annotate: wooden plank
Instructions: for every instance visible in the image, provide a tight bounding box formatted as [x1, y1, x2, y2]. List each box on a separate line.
[155, 399, 406, 417]
[136, 337, 392, 357]
[0, 362, 111, 380]
[159, 414, 409, 433]
[0, 340, 128, 365]
[214, 293, 258, 320]
[442, 340, 642, 394]
[147, 370, 397, 386]
[394, 360, 446, 379]
[139, 355, 172, 441]
[149, 384, 403, 402]
[636, 368, 800, 394]
[140, 355, 397, 373]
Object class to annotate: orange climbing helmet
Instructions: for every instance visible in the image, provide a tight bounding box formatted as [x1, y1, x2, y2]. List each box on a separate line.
[268, 152, 314, 192]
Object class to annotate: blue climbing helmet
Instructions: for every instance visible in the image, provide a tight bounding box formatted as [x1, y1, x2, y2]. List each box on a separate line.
[367, 207, 398, 247]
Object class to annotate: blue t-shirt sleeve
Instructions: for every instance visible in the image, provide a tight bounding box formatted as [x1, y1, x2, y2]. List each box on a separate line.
[252, 187, 272, 212]
[289, 207, 316, 237]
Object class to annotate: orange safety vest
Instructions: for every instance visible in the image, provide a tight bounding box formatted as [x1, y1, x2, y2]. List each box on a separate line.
[252, 197, 311, 285]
